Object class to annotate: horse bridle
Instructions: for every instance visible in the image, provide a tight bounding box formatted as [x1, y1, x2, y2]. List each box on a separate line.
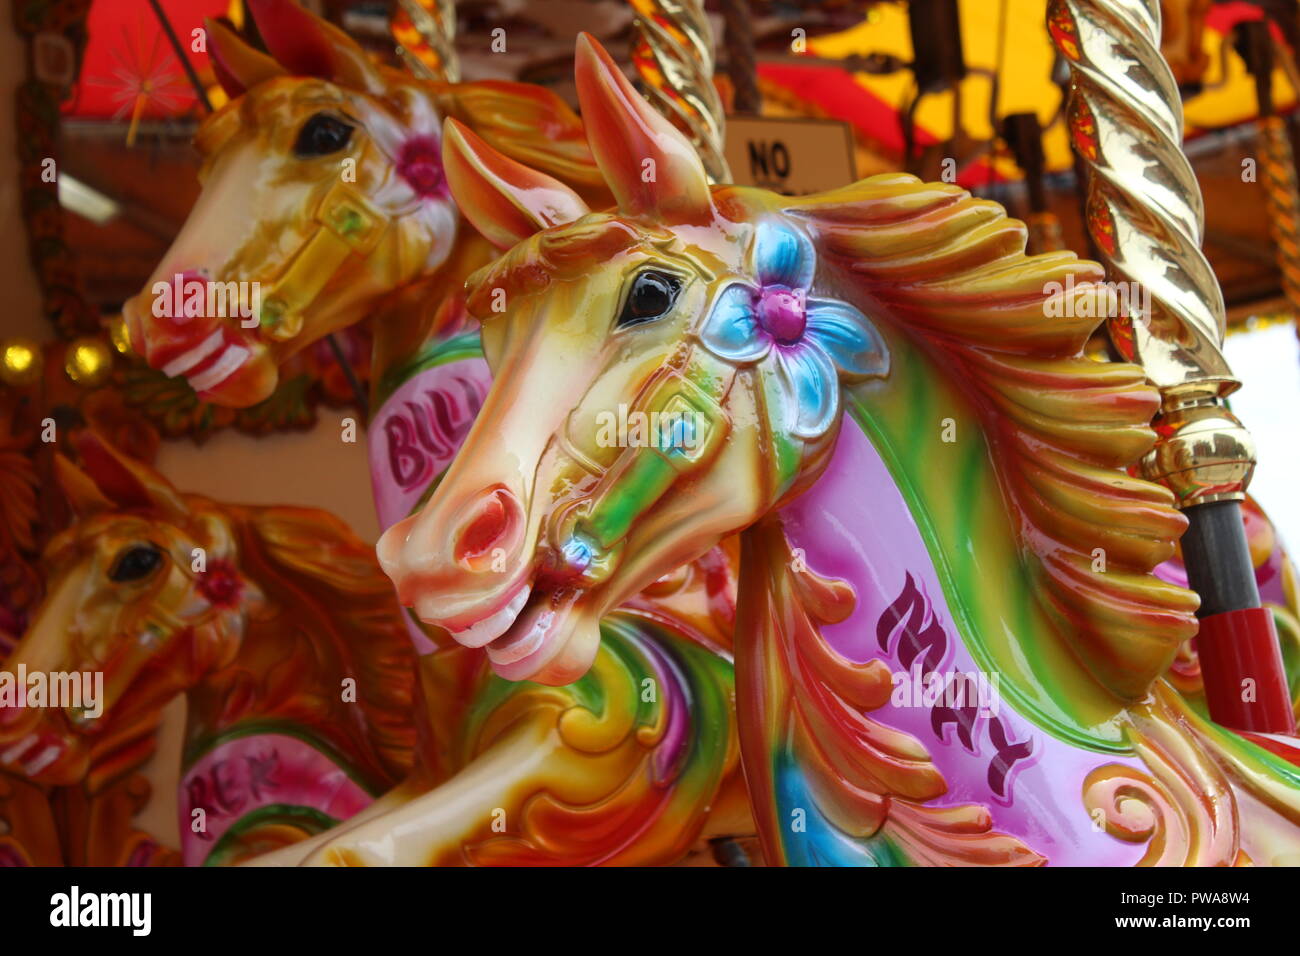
[547, 277, 746, 586]
[195, 101, 397, 342]
[255, 145, 392, 341]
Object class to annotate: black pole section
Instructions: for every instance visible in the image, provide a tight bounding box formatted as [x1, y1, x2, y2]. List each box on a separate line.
[1236, 19, 1275, 119]
[1002, 112, 1047, 212]
[1180, 501, 1261, 618]
[907, 0, 966, 93]
[325, 333, 370, 422]
[146, 0, 214, 114]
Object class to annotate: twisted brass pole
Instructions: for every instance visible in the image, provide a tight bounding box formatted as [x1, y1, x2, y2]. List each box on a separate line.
[1267, 37, 1300, 338]
[392, 0, 460, 84]
[628, 0, 731, 183]
[1048, 0, 1292, 731]
[719, 0, 761, 115]
[1259, 113, 1300, 319]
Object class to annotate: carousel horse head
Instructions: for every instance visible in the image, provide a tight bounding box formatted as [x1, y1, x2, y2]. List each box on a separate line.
[377, 34, 889, 684]
[0, 433, 258, 785]
[123, 0, 600, 407]
[380, 34, 1198, 696]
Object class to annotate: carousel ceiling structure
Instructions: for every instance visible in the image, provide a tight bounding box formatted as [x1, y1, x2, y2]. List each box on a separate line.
[54, 0, 1300, 318]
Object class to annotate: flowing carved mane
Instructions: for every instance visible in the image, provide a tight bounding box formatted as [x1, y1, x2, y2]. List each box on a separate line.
[776, 173, 1199, 699]
[209, 502, 416, 781]
[432, 82, 607, 205]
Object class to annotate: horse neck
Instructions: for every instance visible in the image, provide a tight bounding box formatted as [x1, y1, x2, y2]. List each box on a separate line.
[739, 288, 1133, 750]
[369, 227, 497, 402]
[82, 708, 167, 796]
[180, 515, 414, 790]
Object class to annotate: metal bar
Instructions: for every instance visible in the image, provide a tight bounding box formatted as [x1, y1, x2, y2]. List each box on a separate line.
[1048, 0, 1292, 733]
[146, 0, 214, 114]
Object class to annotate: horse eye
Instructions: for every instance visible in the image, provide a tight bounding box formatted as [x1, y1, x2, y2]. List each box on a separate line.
[109, 544, 164, 583]
[617, 271, 680, 329]
[293, 113, 353, 157]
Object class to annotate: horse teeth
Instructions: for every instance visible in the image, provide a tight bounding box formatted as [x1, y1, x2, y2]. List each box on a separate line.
[188, 344, 250, 393]
[1, 734, 37, 765]
[446, 585, 530, 648]
[486, 611, 552, 666]
[162, 329, 223, 378]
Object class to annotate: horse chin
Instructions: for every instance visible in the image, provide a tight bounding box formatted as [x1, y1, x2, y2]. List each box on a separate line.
[122, 296, 281, 409]
[191, 347, 278, 407]
[482, 588, 602, 685]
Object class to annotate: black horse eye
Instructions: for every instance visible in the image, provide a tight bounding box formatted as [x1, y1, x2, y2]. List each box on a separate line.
[109, 544, 164, 583]
[617, 271, 680, 329]
[293, 113, 353, 157]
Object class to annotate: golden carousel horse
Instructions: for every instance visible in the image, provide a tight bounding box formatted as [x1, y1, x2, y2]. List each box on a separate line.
[366, 35, 1300, 866]
[0, 432, 416, 865]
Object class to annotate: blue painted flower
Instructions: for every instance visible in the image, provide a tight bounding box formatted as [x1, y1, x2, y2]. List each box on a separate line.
[699, 220, 888, 439]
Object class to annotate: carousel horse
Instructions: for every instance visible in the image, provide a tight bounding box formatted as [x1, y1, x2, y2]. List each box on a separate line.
[367, 34, 1300, 867]
[123, 0, 1298, 865]
[0, 431, 417, 865]
[124, 0, 751, 866]
[121, 0, 605, 416]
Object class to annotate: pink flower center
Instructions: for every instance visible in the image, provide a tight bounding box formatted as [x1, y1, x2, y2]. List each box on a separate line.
[756, 286, 806, 344]
[198, 560, 242, 608]
[396, 135, 446, 198]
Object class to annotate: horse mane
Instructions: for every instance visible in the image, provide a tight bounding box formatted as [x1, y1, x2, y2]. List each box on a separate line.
[432, 81, 608, 206]
[245, 29, 608, 207]
[773, 173, 1199, 699]
[362, 69, 609, 203]
[218, 501, 416, 780]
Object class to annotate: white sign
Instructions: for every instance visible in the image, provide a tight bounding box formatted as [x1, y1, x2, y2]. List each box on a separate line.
[724, 117, 857, 195]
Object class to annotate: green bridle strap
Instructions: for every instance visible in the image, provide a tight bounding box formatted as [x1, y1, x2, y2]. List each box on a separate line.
[560, 342, 737, 573]
[255, 143, 391, 339]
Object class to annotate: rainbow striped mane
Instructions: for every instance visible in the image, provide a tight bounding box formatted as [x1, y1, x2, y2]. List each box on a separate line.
[786, 175, 1199, 697]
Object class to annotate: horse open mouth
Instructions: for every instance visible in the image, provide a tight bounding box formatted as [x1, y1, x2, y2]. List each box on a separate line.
[123, 269, 268, 404]
[161, 325, 255, 396]
[448, 584, 584, 681]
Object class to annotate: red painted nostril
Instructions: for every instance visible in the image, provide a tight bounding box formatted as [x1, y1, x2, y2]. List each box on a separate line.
[156, 269, 207, 329]
[454, 490, 518, 564]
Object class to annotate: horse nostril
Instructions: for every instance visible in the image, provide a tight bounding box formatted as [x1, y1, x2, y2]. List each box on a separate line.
[454, 489, 520, 566]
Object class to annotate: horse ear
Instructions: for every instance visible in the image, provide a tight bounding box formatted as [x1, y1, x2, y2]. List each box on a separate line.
[246, 0, 385, 94]
[72, 432, 186, 516]
[573, 33, 712, 224]
[443, 118, 591, 249]
[207, 17, 285, 98]
[54, 455, 113, 518]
